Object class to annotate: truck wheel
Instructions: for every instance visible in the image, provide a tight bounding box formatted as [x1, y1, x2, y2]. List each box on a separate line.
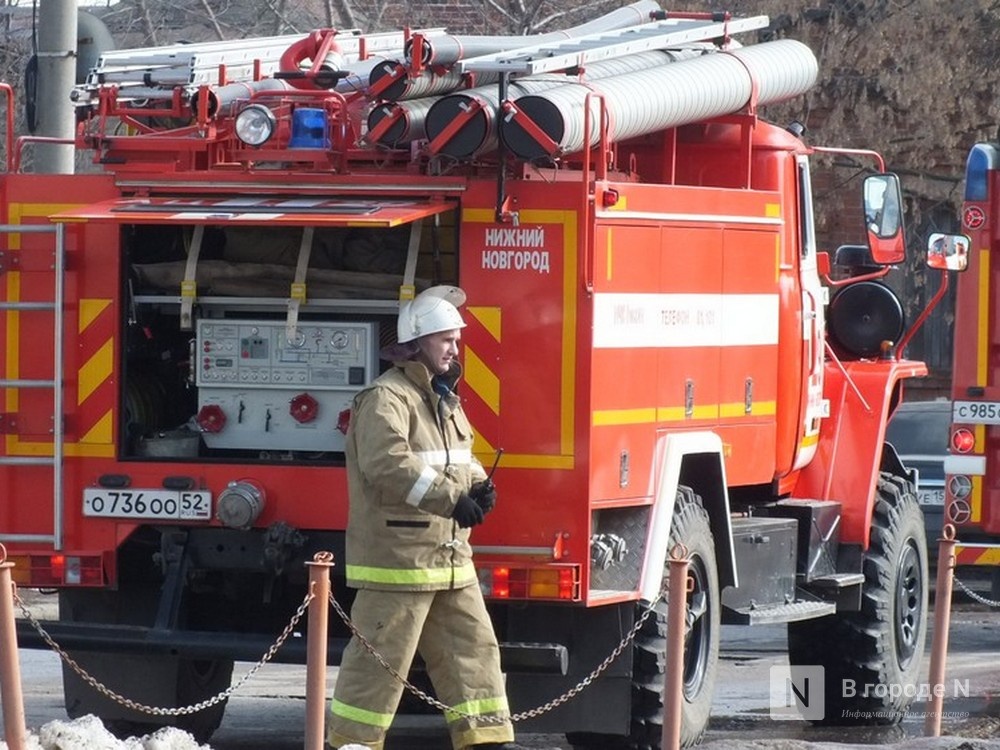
[568, 486, 720, 749]
[64, 655, 234, 742]
[788, 473, 928, 725]
[60, 588, 233, 742]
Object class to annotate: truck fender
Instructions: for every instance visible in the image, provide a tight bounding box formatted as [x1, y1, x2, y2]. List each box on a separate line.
[639, 430, 736, 603]
[793, 359, 925, 548]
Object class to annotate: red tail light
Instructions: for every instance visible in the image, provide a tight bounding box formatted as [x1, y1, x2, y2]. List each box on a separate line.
[951, 428, 975, 453]
[479, 564, 579, 601]
[8, 554, 104, 586]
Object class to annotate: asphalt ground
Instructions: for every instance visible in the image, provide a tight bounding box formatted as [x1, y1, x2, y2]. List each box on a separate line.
[6, 572, 1000, 749]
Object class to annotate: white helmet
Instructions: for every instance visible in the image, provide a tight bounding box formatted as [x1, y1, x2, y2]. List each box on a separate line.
[397, 285, 467, 344]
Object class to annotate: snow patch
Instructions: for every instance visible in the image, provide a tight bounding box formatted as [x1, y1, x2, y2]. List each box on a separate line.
[0, 715, 211, 750]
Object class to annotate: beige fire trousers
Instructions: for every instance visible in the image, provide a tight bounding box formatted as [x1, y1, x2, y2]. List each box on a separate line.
[327, 584, 514, 749]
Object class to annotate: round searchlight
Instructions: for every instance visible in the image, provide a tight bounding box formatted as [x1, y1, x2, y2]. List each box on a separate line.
[235, 104, 277, 146]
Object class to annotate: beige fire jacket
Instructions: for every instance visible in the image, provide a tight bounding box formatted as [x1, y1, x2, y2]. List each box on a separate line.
[343, 359, 488, 591]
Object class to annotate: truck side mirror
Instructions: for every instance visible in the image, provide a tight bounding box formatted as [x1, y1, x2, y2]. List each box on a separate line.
[863, 173, 905, 265]
[926, 232, 969, 272]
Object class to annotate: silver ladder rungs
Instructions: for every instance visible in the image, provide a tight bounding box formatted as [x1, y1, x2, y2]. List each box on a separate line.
[0, 222, 63, 551]
[459, 15, 769, 75]
[0, 533, 57, 543]
[0, 301, 56, 311]
[0, 456, 57, 466]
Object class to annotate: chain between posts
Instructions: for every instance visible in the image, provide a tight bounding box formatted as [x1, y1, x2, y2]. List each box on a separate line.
[12, 557, 677, 726]
[14, 587, 314, 717]
[327, 586, 668, 724]
[952, 575, 1000, 608]
[13, 555, 997, 729]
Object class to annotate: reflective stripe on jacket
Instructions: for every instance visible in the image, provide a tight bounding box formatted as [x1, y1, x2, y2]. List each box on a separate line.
[344, 360, 486, 591]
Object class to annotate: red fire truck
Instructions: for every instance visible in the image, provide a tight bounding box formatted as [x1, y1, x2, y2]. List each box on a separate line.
[1, 7, 937, 747]
[943, 143, 1000, 598]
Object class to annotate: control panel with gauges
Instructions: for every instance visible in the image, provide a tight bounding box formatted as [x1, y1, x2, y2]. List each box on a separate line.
[195, 319, 378, 452]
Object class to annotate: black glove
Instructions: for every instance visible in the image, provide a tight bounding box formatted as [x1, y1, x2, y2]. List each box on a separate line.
[452, 493, 484, 528]
[469, 480, 497, 514]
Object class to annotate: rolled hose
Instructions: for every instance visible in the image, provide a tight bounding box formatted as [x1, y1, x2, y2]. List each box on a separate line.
[499, 38, 818, 160]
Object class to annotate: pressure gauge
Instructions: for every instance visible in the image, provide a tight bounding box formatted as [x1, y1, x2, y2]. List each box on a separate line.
[330, 330, 349, 350]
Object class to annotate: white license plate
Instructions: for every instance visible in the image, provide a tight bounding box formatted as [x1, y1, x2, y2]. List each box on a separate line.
[953, 400, 1000, 424]
[83, 488, 212, 520]
[917, 489, 945, 506]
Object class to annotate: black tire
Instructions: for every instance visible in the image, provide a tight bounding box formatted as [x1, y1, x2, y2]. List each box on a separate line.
[60, 587, 233, 742]
[568, 487, 720, 749]
[66, 655, 233, 742]
[788, 473, 928, 725]
[174, 657, 234, 740]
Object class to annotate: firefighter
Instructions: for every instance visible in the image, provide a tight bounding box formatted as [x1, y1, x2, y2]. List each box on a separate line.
[328, 285, 516, 750]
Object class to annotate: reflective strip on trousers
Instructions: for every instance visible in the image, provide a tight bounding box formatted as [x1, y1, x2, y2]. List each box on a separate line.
[330, 697, 395, 729]
[346, 561, 477, 587]
[444, 695, 510, 724]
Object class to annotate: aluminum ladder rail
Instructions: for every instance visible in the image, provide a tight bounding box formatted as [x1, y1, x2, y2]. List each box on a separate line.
[0, 223, 66, 550]
[80, 28, 448, 91]
[458, 15, 769, 76]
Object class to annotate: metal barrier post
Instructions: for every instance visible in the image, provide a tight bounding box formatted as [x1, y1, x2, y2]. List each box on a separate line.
[0, 544, 27, 750]
[304, 551, 334, 750]
[925, 525, 956, 737]
[661, 544, 689, 750]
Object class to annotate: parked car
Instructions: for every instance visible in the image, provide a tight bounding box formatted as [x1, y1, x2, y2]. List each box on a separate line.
[885, 399, 949, 552]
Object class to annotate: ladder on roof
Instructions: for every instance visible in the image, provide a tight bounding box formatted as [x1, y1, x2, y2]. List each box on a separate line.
[458, 15, 769, 76]
[86, 34, 305, 89]
[83, 28, 447, 90]
[0, 223, 66, 550]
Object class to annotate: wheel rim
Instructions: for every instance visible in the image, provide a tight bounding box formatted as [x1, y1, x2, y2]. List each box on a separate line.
[894, 539, 923, 666]
[683, 555, 712, 699]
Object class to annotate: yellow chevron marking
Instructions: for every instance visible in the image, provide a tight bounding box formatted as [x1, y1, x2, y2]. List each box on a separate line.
[465, 347, 499, 416]
[956, 545, 1000, 565]
[468, 306, 501, 342]
[3, 206, 115, 457]
[79, 299, 111, 333]
[472, 426, 495, 454]
[78, 339, 113, 405]
[80, 409, 113, 444]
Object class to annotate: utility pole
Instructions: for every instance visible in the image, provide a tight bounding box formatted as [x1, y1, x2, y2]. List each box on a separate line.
[35, 0, 77, 174]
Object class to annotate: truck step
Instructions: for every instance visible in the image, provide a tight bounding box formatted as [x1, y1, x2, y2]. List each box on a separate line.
[808, 572, 865, 589]
[722, 598, 835, 625]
